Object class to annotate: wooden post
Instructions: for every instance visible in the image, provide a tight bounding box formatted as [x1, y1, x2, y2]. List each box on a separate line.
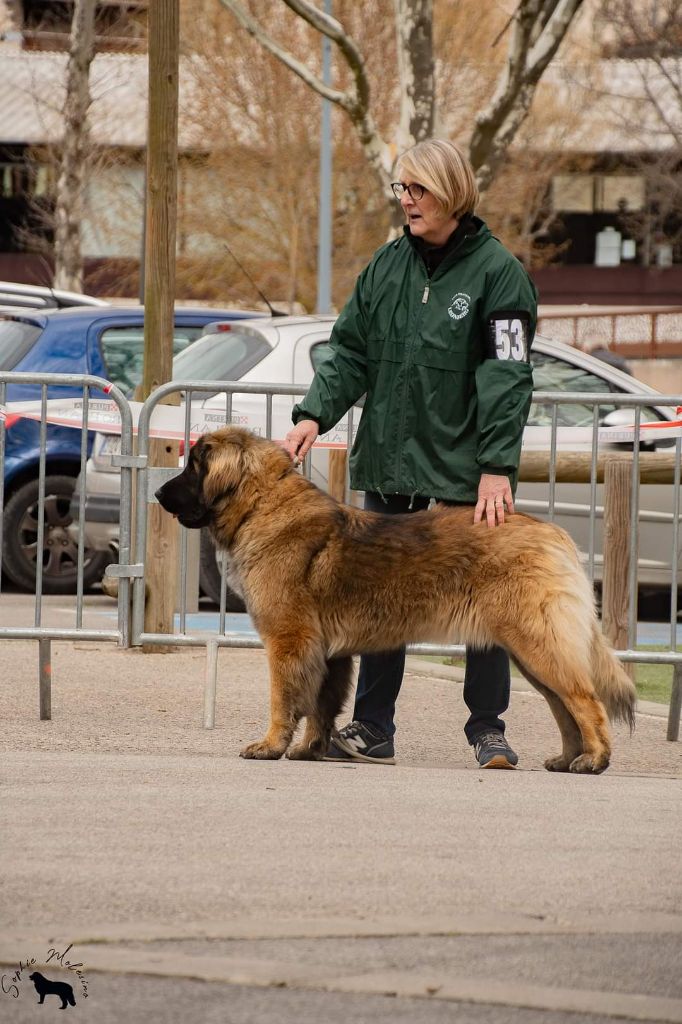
[667, 664, 682, 742]
[328, 449, 347, 502]
[39, 639, 51, 720]
[141, 0, 180, 648]
[601, 458, 636, 680]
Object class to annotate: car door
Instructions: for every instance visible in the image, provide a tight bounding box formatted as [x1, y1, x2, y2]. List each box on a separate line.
[518, 347, 679, 590]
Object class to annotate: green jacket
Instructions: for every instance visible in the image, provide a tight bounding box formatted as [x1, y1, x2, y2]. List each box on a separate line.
[293, 217, 538, 502]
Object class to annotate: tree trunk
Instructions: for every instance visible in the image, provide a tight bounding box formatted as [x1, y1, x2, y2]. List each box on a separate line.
[142, 0, 181, 649]
[53, 0, 96, 292]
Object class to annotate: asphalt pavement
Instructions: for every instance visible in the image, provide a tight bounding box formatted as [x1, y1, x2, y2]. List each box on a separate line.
[1, 593, 681, 1024]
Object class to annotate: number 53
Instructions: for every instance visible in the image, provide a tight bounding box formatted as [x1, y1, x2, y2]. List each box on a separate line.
[495, 318, 526, 361]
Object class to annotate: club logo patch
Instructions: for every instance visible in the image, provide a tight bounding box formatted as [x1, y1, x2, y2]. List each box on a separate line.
[447, 292, 471, 320]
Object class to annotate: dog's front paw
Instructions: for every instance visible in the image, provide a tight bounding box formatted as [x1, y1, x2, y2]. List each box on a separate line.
[569, 752, 609, 775]
[240, 740, 284, 760]
[544, 754, 573, 772]
[286, 743, 324, 761]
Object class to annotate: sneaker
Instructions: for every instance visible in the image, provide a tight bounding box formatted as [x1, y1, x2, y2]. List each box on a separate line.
[324, 721, 395, 764]
[473, 730, 518, 769]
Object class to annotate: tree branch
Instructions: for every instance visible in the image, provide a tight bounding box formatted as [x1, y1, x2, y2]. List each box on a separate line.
[470, 0, 585, 191]
[217, 0, 352, 110]
[217, 0, 396, 196]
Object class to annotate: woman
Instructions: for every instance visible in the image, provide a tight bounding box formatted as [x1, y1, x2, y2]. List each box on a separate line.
[284, 138, 537, 769]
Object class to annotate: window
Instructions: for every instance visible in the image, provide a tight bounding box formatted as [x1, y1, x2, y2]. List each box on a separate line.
[172, 331, 271, 383]
[551, 174, 645, 213]
[99, 325, 202, 394]
[0, 320, 42, 370]
[552, 174, 594, 213]
[530, 352, 660, 427]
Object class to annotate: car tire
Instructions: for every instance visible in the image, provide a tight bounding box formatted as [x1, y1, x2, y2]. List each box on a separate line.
[2, 474, 112, 594]
[199, 528, 245, 611]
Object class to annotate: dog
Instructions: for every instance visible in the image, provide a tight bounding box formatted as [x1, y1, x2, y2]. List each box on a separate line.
[29, 971, 76, 1008]
[155, 426, 637, 773]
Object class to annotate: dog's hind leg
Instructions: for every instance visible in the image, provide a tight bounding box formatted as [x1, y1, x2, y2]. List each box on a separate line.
[510, 641, 611, 773]
[511, 658, 584, 771]
[240, 634, 326, 760]
[287, 656, 354, 761]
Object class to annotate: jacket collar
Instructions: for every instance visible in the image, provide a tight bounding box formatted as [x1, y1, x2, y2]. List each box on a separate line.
[403, 214, 489, 274]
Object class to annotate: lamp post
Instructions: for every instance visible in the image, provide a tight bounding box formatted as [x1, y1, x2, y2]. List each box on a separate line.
[316, 0, 332, 314]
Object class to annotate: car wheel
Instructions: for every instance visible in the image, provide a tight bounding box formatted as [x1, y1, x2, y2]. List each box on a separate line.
[2, 474, 112, 594]
[199, 528, 245, 612]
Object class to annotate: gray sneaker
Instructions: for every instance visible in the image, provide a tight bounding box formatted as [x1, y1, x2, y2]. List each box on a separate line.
[473, 730, 518, 769]
[324, 721, 395, 764]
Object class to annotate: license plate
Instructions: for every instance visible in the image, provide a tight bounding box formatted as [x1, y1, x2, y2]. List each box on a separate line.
[96, 433, 121, 456]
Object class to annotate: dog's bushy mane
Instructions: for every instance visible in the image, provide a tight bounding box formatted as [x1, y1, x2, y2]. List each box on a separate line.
[200, 428, 296, 507]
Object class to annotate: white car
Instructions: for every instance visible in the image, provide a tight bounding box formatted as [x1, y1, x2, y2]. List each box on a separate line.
[70, 315, 681, 607]
[0, 280, 108, 311]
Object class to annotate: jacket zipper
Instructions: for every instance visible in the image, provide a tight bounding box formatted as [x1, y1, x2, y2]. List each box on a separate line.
[395, 265, 430, 486]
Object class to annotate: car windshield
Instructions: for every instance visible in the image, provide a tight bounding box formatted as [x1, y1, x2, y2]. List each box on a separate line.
[530, 351, 661, 427]
[0, 319, 42, 370]
[172, 330, 271, 382]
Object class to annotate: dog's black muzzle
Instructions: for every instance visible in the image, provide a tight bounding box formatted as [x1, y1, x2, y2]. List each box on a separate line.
[155, 471, 213, 530]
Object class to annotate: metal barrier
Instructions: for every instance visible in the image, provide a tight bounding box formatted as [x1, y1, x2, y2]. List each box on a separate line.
[0, 372, 134, 719]
[0, 373, 680, 740]
[132, 381, 682, 739]
[0, 372, 135, 643]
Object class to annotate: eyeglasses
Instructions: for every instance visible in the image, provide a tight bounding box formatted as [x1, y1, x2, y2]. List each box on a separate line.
[390, 181, 426, 201]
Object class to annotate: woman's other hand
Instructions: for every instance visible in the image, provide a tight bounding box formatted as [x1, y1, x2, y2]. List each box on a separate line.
[284, 420, 320, 464]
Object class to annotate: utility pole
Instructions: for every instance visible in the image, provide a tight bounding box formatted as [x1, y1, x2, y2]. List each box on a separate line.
[316, 0, 332, 314]
[141, 0, 180, 645]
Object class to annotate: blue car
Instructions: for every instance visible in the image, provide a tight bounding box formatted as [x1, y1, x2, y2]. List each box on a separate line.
[0, 304, 262, 593]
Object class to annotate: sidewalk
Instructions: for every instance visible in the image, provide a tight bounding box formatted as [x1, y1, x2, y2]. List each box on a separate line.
[1, 624, 681, 1023]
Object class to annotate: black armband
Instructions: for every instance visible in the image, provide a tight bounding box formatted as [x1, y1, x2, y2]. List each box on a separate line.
[485, 310, 531, 363]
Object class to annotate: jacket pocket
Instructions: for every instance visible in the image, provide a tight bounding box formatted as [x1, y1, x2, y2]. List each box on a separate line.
[412, 343, 476, 372]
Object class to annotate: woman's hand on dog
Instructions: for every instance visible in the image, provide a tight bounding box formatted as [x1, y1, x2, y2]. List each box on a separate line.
[284, 419, 319, 465]
[474, 473, 514, 528]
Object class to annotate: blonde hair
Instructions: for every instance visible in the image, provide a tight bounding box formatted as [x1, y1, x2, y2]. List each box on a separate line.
[397, 139, 479, 219]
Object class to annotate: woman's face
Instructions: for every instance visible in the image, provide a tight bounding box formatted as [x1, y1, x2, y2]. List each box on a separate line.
[398, 178, 459, 245]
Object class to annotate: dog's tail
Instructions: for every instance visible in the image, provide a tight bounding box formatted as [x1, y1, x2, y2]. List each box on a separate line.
[590, 622, 637, 731]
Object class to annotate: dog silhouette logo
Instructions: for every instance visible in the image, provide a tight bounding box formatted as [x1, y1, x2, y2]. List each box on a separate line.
[29, 972, 76, 1009]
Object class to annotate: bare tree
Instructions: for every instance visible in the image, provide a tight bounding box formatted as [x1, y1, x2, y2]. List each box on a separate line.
[53, 0, 96, 291]
[216, 0, 585, 201]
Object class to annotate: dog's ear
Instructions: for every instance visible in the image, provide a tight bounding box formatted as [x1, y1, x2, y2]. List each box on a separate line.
[200, 434, 245, 504]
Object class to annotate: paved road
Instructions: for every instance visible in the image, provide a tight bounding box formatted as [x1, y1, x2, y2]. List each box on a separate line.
[1, 594, 681, 1023]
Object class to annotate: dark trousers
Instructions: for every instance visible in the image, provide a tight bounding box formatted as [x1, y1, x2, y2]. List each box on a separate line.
[353, 492, 511, 744]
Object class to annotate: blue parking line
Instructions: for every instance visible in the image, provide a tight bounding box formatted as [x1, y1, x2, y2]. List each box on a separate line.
[172, 611, 258, 636]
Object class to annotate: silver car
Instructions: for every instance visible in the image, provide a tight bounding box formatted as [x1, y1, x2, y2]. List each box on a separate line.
[70, 315, 681, 606]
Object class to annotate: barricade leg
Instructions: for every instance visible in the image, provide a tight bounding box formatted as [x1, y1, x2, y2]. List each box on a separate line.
[39, 639, 51, 720]
[667, 664, 682, 742]
[204, 638, 219, 729]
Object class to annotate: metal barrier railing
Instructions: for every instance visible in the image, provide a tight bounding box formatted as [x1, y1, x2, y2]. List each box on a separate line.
[0, 373, 680, 739]
[0, 372, 134, 721]
[0, 372, 134, 643]
[133, 381, 682, 738]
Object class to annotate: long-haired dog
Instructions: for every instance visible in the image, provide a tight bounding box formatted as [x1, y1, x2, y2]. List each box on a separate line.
[156, 427, 636, 772]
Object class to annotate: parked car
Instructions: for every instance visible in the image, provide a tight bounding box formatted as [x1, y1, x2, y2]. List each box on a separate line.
[0, 280, 108, 311]
[69, 315, 681, 608]
[0, 305, 263, 593]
